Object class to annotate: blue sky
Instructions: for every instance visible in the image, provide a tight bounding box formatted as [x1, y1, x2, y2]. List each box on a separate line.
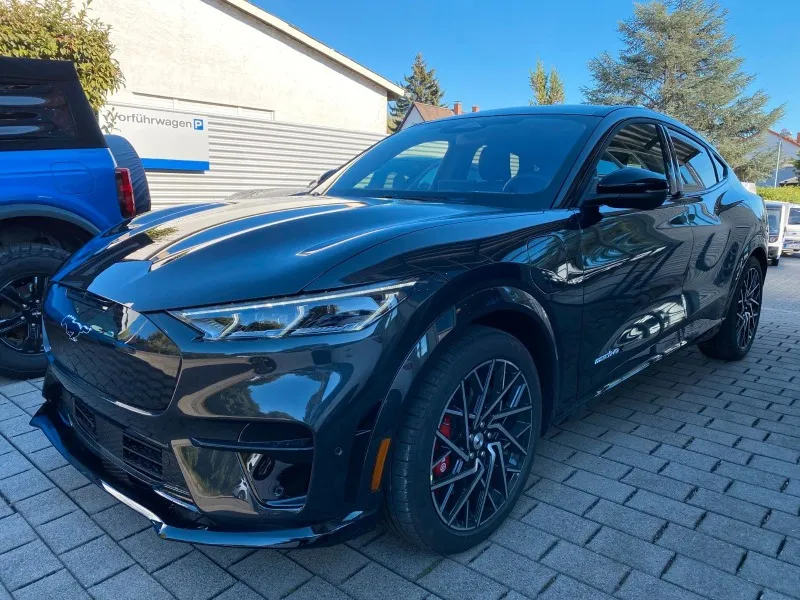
[255, 0, 799, 133]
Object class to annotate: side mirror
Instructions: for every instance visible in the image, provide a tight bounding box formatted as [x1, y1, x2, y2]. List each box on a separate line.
[309, 168, 338, 188]
[588, 167, 669, 210]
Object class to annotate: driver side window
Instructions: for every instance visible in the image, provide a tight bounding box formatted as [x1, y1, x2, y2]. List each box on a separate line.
[586, 123, 667, 201]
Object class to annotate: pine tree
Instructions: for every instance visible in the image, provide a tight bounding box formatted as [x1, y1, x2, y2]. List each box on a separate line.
[548, 68, 565, 104]
[529, 59, 565, 105]
[388, 53, 446, 132]
[582, 0, 784, 181]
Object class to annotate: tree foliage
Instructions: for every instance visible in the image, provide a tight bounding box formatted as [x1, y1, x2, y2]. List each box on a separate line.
[0, 0, 124, 112]
[582, 0, 784, 181]
[529, 59, 565, 105]
[388, 53, 445, 132]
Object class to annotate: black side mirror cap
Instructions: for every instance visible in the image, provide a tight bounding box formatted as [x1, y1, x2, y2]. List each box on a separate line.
[586, 167, 669, 210]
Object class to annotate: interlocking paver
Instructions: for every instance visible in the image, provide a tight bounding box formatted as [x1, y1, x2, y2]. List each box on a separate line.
[417, 559, 507, 600]
[342, 562, 427, 600]
[0, 540, 61, 591]
[526, 477, 597, 514]
[697, 512, 784, 556]
[228, 551, 312, 600]
[60, 535, 134, 587]
[739, 552, 800, 597]
[87, 565, 173, 600]
[656, 523, 744, 573]
[522, 501, 600, 545]
[119, 529, 193, 573]
[587, 526, 673, 576]
[0, 514, 36, 554]
[470, 544, 555, 596]
[36, 510, 103, 554]
[11, 568, 90, 600]
[91, 503, 151, 541]
[287, 544, 370, 584]
[585, 498, 666, 541]
[540, 539, 629, 593]
[360, 533, 441, 579]
[538, 575, 612, 600]
[663, 555, 760, 600]
[489, 518, 557, 560]
[153, 551, 235, 600]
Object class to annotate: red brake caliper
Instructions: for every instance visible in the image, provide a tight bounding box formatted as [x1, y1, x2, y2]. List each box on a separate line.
[433, 416, 452, 478]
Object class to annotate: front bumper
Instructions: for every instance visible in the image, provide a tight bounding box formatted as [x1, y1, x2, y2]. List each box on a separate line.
[32, 382, 378, 548]
[34, 280, 439, 548]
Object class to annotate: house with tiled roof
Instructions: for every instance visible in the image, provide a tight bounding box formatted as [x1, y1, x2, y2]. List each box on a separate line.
[398, 101, 479, 130]
[758, 129, 800, 187]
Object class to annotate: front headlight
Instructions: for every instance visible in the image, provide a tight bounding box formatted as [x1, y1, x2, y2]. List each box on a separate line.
[171, 280, 416, 340]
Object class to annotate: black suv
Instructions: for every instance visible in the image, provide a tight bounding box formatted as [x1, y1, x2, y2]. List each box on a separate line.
[33, 105, 767, 554]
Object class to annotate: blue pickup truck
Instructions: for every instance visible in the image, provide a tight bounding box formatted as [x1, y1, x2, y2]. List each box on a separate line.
[0, 57, 150, 378]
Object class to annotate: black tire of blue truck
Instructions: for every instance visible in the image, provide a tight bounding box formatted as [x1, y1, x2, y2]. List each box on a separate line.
[0, 243, 71, 378]
[105, 134, 151, 214]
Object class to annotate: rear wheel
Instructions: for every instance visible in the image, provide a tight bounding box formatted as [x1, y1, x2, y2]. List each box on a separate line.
[0, 243, 70, 378]
[699, 255, 763, 361]
[383, 326, 541, 554]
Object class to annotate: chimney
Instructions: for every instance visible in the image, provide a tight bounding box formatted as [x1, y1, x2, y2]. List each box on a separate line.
[453, 101, 462, 115]
[797, 132, 800, 144]
[472, 105, 480, 113]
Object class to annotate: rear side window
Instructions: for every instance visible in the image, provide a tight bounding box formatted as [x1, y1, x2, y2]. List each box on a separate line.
[767, 208, 780, 234]
[790, 208, 800, 226]
[0, 57, 105, 151]
[670, 130, 718, 192]
[0, 82, 78, 142]
[711, 153, 727, 181]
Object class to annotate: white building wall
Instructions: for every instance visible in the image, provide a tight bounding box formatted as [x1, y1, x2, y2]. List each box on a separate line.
[88, 0, 389, 134]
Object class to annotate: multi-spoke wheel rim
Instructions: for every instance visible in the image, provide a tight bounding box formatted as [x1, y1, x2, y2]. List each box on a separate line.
[735, 267, 761, 350]
[430, 359, 534, 531]
[0, 274, 48, 354]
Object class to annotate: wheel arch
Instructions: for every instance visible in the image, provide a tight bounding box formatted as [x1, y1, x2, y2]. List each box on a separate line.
[356, 280, 561, 505]
[0, 205, 99, 252]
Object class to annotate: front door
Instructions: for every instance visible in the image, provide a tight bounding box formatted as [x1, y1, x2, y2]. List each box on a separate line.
[576, 121, 694, 399]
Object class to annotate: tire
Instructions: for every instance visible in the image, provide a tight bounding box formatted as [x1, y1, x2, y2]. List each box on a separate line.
[770, 257, 780, 267]
[105, 134, 151, 214]
[383, 325, 542, 554]
[699, 255, 763, 361]
[0, 243, 71, 378]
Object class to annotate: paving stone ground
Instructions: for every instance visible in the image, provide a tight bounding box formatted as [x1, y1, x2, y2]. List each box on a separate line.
[2, 258, 800, 599]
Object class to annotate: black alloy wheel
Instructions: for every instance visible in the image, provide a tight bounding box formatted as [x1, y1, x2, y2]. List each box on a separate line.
[430, 358, 534, 531]
[0, 243, 70, 378]
[384, 326, 541, 554]
[735, 266, 761, 350]
[0, 274, 48, 354]
[698, 255, 764, 361]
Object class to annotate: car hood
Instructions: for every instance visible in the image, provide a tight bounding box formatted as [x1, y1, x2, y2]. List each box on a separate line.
[55, 194, 492, 311]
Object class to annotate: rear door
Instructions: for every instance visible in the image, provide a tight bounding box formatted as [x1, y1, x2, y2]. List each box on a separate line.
[576, 120, 694, 398]
[785, 206, 800, 253]
[669, 129, 748, 331]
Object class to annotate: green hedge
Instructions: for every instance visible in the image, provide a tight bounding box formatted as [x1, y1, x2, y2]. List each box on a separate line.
[757, 186, 800, 204]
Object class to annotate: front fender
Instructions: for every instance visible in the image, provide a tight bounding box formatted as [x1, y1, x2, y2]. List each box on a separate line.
[355, 285, 559, 507]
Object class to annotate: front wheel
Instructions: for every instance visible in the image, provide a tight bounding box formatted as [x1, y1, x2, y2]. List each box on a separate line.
[383, 326, 541, 554]
[0, 243, 70, 378]
[770, 257, 780, 267]
[699, 255, 763, 361]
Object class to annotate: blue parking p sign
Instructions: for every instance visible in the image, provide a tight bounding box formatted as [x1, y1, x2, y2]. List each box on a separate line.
[193, 118, 204, 131]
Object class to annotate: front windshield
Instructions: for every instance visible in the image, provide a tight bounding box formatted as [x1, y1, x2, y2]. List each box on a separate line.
[325, 114, 597, 207]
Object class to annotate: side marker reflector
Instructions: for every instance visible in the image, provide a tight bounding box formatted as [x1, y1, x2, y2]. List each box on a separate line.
[371, 438, 392, 492]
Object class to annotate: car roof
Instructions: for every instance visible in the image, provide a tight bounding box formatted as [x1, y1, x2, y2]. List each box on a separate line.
[427, 105, 717, 155]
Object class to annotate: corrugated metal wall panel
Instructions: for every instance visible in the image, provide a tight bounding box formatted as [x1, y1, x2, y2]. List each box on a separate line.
[146, 114, 385, 207]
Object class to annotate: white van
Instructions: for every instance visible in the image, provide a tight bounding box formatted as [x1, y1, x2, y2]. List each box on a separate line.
[766, 201, 790, 266]
[784, 204, 800, 257]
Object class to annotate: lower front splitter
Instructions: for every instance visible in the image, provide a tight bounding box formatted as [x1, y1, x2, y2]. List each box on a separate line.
[31, 401, 377, 548]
